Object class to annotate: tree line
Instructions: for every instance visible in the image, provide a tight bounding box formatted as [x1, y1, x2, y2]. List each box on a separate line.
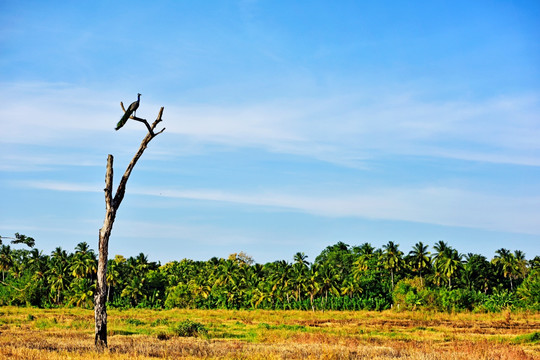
[0, 234, 538, 312]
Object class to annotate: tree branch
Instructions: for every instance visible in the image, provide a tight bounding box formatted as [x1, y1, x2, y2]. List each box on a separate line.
[119, 103, 165, 136]
[104, 155, 113, 210]
[112, 107, 165, 208]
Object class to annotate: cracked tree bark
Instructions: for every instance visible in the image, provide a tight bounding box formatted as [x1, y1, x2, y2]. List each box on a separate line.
[95, 104, 165, 349]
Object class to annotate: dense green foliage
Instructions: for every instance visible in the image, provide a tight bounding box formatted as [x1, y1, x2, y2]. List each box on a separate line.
[0, 234, 538, 312]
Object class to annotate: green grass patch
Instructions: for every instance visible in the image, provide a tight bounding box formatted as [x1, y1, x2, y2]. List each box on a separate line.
[412, 326, 437, 332]
[68, 319, 91, 329]
[34, 317, 57, 329]
[124, 318, 145, 326]
[109, 329, 138, 336]
[257, 322, 306, 331]
[513, 332, 540, 344]
[150, 318, 170, 327]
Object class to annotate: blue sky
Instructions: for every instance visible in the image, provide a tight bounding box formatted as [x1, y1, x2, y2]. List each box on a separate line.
[1, 1, 539, 264]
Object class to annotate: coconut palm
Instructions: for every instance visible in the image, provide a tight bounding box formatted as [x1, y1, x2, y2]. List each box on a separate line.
[463, 253, 491, 293]
[382, 241, 404, 290]
[48, 262, 69, 304]
[353, 243, 376, 279]
[318, 264, 340, 309]
[68, 278, 95, 308]
[432, 241, 449, 263]
[493, 248, 519, 291]
[121, 276, 146, 306]
[0, 245, 13, 281]
[106, 259, 123, 302]
[437, 247, 463, 288]
[291, 262, 308, 302]
[340, 276, 361, 298]
[306, 264, 321, 311]
[293, 252, 310, 267]
[409, 242, 431, 283]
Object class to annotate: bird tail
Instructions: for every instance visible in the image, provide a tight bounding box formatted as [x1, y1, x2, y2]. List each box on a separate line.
[115, 111, 131, 130]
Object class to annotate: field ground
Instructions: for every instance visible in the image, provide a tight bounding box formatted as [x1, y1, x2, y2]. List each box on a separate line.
[0, 306, 538, 359]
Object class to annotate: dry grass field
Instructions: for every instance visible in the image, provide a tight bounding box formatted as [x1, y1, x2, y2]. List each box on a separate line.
[0, 306, 538, 359]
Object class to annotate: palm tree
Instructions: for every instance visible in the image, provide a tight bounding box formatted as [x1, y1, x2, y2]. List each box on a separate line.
[69, 278, 95, 308]
[135, 252, 150, 276]
[0, 245, 13, 281]
[306, 264, 321, 311]
[318, 264, 339, 309]
[188, 276, 211, 305]
[121, 276, 146, 306]
[293, 252, 310, 267]
[48, 262, 69, 304]
[267, 260, 290, 306]
[51, 247, 68, 267]
[71, 243, 97, 279]
[382, 241, 404, 290]
[287, 261, 307, 304]
[353, 243, 375, 280]
[438, 248, 462, 288]
[463, 253, 491, 293]
[106, 260, 122, 302]
[409, 242, 431, 283]
[28, 248, 47, 283]
[514, 250, 528, 283]
[492, 248, 519, 291]
[432, 241, 448, 263]
[340, 276, 361, 298]
[432, 241, 449, 287]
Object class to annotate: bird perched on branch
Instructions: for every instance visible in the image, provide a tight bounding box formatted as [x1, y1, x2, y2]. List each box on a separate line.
[116, 93, 141, 130]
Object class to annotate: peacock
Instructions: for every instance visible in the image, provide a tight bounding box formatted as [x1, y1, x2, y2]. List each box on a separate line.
[116, 93, 141, 130]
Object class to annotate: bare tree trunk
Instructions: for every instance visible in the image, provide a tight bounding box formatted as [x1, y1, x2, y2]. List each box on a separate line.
[94, 105, 165, 350]
[95, 155, 114, 348]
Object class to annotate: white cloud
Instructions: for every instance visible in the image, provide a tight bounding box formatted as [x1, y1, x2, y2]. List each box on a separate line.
[2, 82, 538, 167]
[163, 92, 540, 167]
[18, 180, 100, 193]
[19, 180, 540, 236]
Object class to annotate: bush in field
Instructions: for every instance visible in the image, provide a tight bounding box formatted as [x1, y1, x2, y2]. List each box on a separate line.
[438, 288, 481, 312]
[517, 269, 540, 310]
[171, 319, 207, 337]
[480, 289, 517, 312]
[393, 278, 485, 312]
[393, 277, 426, 310]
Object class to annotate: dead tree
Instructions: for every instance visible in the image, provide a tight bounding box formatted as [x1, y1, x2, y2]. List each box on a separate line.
[94, 100, 165, 349]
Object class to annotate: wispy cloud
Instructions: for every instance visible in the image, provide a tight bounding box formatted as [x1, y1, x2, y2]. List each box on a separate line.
[2, 82, 538, 167]
[158, 91, 540, 167]
[20, 180, 540, 236]
[19, 180, 100, 193]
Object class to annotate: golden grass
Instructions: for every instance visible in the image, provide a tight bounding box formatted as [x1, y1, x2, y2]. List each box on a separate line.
[0, 307, 538, 359]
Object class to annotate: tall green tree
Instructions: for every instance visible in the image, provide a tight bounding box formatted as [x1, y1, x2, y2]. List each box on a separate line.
[438, 247, 463, 289]
[408, 242, 431, 283]
[0, 245, 13, 281]
[382, 241, 404, 290]
[462, 253, 492, 293]
[492, 248, 519, 291]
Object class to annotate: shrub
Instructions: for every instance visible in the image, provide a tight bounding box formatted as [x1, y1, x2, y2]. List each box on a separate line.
[438, 288, 481, 312]
[517, 269, 540, 310]
[392, 277, 426, 310]
[171, 319, 208, 337]
[480, 289, 517, 312]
